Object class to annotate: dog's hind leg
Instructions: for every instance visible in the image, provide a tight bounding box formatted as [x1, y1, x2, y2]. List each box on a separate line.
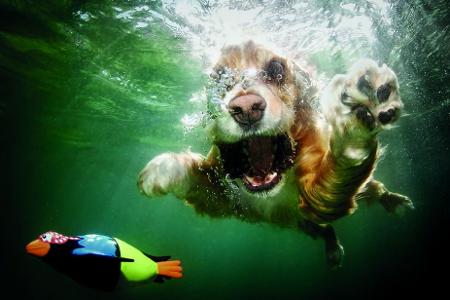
[299, 219, 344, 269]
[358, 180, 414, 216]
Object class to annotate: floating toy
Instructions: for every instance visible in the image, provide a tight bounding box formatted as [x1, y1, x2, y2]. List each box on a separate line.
[26, 231, 182, 291]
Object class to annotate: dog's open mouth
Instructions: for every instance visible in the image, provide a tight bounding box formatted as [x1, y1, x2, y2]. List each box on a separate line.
[217, 134, 296, 192]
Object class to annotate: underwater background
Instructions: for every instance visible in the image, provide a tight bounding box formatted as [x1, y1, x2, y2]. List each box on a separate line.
[1, 0, 449, 299]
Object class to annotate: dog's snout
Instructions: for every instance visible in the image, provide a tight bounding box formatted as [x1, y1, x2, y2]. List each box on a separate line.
[228, 94, 266, 127]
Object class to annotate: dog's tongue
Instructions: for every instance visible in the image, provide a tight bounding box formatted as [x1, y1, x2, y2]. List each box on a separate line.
[246, 136, 274, 176]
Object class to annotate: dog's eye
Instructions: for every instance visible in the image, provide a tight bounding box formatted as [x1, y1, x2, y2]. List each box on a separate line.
[265, 59, 285, 83]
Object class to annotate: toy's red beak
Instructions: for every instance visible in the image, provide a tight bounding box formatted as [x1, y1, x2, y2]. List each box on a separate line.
[26, 239, 50, 257]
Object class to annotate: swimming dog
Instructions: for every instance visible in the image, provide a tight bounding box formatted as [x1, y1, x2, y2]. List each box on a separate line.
[138, 41, 413, 267]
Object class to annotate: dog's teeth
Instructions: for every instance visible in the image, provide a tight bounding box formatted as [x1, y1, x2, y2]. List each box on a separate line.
[264, 172, 277, 184]
[244, 175, 254, 182]
[245, 175, 259, 187]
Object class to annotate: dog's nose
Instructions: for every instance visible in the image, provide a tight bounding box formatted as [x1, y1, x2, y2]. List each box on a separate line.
[228, 94, 266, 127]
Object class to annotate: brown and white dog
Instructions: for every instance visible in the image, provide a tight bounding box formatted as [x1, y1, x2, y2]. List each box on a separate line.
[138, 41, 413, 267]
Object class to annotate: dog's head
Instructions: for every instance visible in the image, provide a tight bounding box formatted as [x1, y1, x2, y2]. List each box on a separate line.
[206, 41, 315, 193]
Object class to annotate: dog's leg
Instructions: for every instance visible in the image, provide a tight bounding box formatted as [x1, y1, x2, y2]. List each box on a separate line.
[299, 219, 344, 268]
[138, 146, 229, 213]
[138, 150, 205, 198]
[298, 59, 409, 223]
[358, 180, 414, 215]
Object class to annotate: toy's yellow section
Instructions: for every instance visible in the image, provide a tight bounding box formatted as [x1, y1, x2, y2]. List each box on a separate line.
[115, 238, 158, 281]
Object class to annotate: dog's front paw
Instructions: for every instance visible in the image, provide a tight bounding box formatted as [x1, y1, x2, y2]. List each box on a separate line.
[323, 59, 403, 132]
[138, 152, 203, 198]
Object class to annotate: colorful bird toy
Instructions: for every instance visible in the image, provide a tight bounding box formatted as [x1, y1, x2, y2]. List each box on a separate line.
[26, 231, 183, 291]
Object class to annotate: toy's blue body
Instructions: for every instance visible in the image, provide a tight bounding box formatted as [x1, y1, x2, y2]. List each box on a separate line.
[71, 234, 118, 257]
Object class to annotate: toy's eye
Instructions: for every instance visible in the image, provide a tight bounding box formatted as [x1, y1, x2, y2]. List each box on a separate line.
[41, 233, 52, 242]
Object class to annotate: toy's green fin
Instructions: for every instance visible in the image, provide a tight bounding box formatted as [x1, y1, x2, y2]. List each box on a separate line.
[119, 257, 134, 262]
[143, 253, 171, 262]
[153, 275, 170, 284]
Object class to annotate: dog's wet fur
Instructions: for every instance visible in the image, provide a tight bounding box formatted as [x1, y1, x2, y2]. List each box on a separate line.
[138, 41, 413, 267]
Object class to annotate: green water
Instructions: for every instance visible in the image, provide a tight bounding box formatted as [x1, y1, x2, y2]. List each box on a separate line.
[1, 1, 449, 299]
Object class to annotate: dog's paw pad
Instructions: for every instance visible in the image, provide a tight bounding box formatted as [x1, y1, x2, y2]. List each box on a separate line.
[353, 106, 376, 130]
[327, 59, 404, 131]
[377, 107, 399, 125]
[356, 74, 373, 97]
[376, 83, 391, 103]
